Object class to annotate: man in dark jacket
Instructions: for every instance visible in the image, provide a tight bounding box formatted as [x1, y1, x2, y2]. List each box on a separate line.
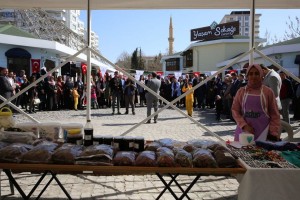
[109, 71, 123, 115]
[279, 71, 294, 123]
[0, 67, 14, 107]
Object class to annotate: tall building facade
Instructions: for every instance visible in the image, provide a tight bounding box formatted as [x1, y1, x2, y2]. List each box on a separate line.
[0, 9, 99, 51]
[220, 11, 261, 37]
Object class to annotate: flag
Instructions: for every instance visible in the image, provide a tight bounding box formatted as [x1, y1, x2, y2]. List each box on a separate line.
[81, 63, 87, 75]
[31, 59, 40, 73]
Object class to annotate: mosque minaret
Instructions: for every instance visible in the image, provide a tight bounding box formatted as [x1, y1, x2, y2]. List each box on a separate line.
[168, 16, 174, 55]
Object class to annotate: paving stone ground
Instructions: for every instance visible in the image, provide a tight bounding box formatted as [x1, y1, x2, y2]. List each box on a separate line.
[1, 106, 299, 199]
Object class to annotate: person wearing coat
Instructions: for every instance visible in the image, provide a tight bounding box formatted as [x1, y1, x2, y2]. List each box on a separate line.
[124, 79, 137, 115]
[145, 72, 161, 123]
[232, 64, 280, 141]
[0, 67, 14, 107]
[182, 81, 194, 117]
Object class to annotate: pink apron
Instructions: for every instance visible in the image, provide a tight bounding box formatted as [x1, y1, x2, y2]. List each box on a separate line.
[234, 88, 270, 141]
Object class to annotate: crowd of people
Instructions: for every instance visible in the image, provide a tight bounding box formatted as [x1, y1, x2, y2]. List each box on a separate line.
[1, 65, 300, 127]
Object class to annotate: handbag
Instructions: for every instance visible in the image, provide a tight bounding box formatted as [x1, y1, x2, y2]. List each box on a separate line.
[33, 98, 41, 105]
[0, 107, 15, 128]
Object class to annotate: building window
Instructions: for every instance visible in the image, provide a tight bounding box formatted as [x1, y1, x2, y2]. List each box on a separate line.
[245, 22, 249, 27]
[166, 58, 180, 71]
[245, 27, 249, 32]
[245, 16, 249, 21]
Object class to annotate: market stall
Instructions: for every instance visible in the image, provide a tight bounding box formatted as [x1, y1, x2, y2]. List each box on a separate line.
[0, 136, 247, 200]
[0, 1, 300, 200]
[0, 164, 247, 200]
[0, 130, 299, 200]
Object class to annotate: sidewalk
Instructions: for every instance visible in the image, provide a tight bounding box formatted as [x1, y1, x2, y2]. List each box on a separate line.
[1, 106, 299, 199]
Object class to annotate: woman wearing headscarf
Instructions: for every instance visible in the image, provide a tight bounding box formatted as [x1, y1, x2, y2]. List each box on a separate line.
[232, 64, 280, 141]
[46, 76, 58, 111]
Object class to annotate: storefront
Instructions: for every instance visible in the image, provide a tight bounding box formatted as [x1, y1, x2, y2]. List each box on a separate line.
[0, 25, 115, 77]
[161, 21, 265, 75]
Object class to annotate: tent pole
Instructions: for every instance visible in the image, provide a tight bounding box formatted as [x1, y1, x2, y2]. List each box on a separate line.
[86, 0, 92, 122]
[249, 0, 255, 65]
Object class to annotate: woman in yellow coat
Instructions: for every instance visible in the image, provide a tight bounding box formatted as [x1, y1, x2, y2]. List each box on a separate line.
[182, 81, 194, 117]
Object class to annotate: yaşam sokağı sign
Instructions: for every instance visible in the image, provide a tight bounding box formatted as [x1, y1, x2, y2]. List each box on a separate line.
[190, 21, 239, 42]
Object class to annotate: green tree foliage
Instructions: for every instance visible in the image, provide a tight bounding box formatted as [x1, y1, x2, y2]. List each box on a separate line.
[131, 48, 139, 70]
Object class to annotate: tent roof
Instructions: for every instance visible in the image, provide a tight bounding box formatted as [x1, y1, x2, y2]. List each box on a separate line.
[0, 24, 36, 39]
[0, 0, 300, 10]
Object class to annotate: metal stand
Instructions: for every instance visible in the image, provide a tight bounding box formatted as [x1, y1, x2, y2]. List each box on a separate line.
[155, 173, 201, 200]
[3, 169, 72, 200]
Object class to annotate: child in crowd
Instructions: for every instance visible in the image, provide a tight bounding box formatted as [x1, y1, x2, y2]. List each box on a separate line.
[215, 95, 223, 121]
[91, 85, 99, 109]
[72, 85, 80, 111]
[182, 81, 194, 117]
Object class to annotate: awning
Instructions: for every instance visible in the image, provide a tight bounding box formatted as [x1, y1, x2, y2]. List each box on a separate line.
[5, 48, 31, 59]
[0, 0, 299, 9]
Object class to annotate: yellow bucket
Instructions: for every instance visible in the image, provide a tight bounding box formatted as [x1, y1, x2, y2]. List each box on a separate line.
[0, 107, 13, 116]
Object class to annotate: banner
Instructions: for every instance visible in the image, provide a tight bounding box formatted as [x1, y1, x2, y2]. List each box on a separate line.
[136, 70, 144, 76]
[193, 72, 201, 77]
[156, 71, 164, 76]
[31, 59, 40, 73]
[134, 74, 140, 80]
[174, 71, 182, 80]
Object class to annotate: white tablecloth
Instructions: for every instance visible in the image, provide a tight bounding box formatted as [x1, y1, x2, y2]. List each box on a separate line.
[238, 168, 300, 200]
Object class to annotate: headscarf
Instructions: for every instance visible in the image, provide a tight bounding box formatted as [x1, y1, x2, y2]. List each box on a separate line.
[246, 64, 263, 90]
[48, 76, 56, 86]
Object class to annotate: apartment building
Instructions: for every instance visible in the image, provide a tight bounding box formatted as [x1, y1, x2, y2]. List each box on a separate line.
[219, 11, 261, 37]
[0, 9, 99, 50]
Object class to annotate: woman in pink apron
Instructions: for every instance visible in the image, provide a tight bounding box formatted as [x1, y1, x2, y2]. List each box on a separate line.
[232, 64, 280, 141]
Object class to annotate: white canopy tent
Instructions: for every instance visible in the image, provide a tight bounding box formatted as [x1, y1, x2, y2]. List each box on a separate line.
[0, 0, 300, 9]
[1, 0, 299, 138]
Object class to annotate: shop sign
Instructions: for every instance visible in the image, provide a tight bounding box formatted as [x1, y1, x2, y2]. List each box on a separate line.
[191, 21, 239, 42]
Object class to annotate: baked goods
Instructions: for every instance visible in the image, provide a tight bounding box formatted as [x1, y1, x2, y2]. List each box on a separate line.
[136, 151, 157, 166]
[193, 149, 217, 168]
[52, 143, 84, 164]
[113, 151, 137, 166]
[21, 141, 58, 164]
[174, 148, 192, 167]
[156, 147, 175, 167]
[0, 143, 33, 163]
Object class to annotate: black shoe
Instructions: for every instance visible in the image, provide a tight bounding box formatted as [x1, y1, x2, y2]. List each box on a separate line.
[117, 112, 121, 115]
[154, 120, 157, 123]
[146, 120, 151, 124]
[112, 112, 115, 115]
[124, 111, 128, 114]
[132, 112, 135, 115]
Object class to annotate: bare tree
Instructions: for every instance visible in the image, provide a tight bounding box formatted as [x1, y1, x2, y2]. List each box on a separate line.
[115, 51, 131, 70]
[284, 16, 300, 40]
[263, 16, 299, 46]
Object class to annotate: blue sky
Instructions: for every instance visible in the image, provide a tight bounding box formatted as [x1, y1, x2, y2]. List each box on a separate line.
[80, 9, 300, 63]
